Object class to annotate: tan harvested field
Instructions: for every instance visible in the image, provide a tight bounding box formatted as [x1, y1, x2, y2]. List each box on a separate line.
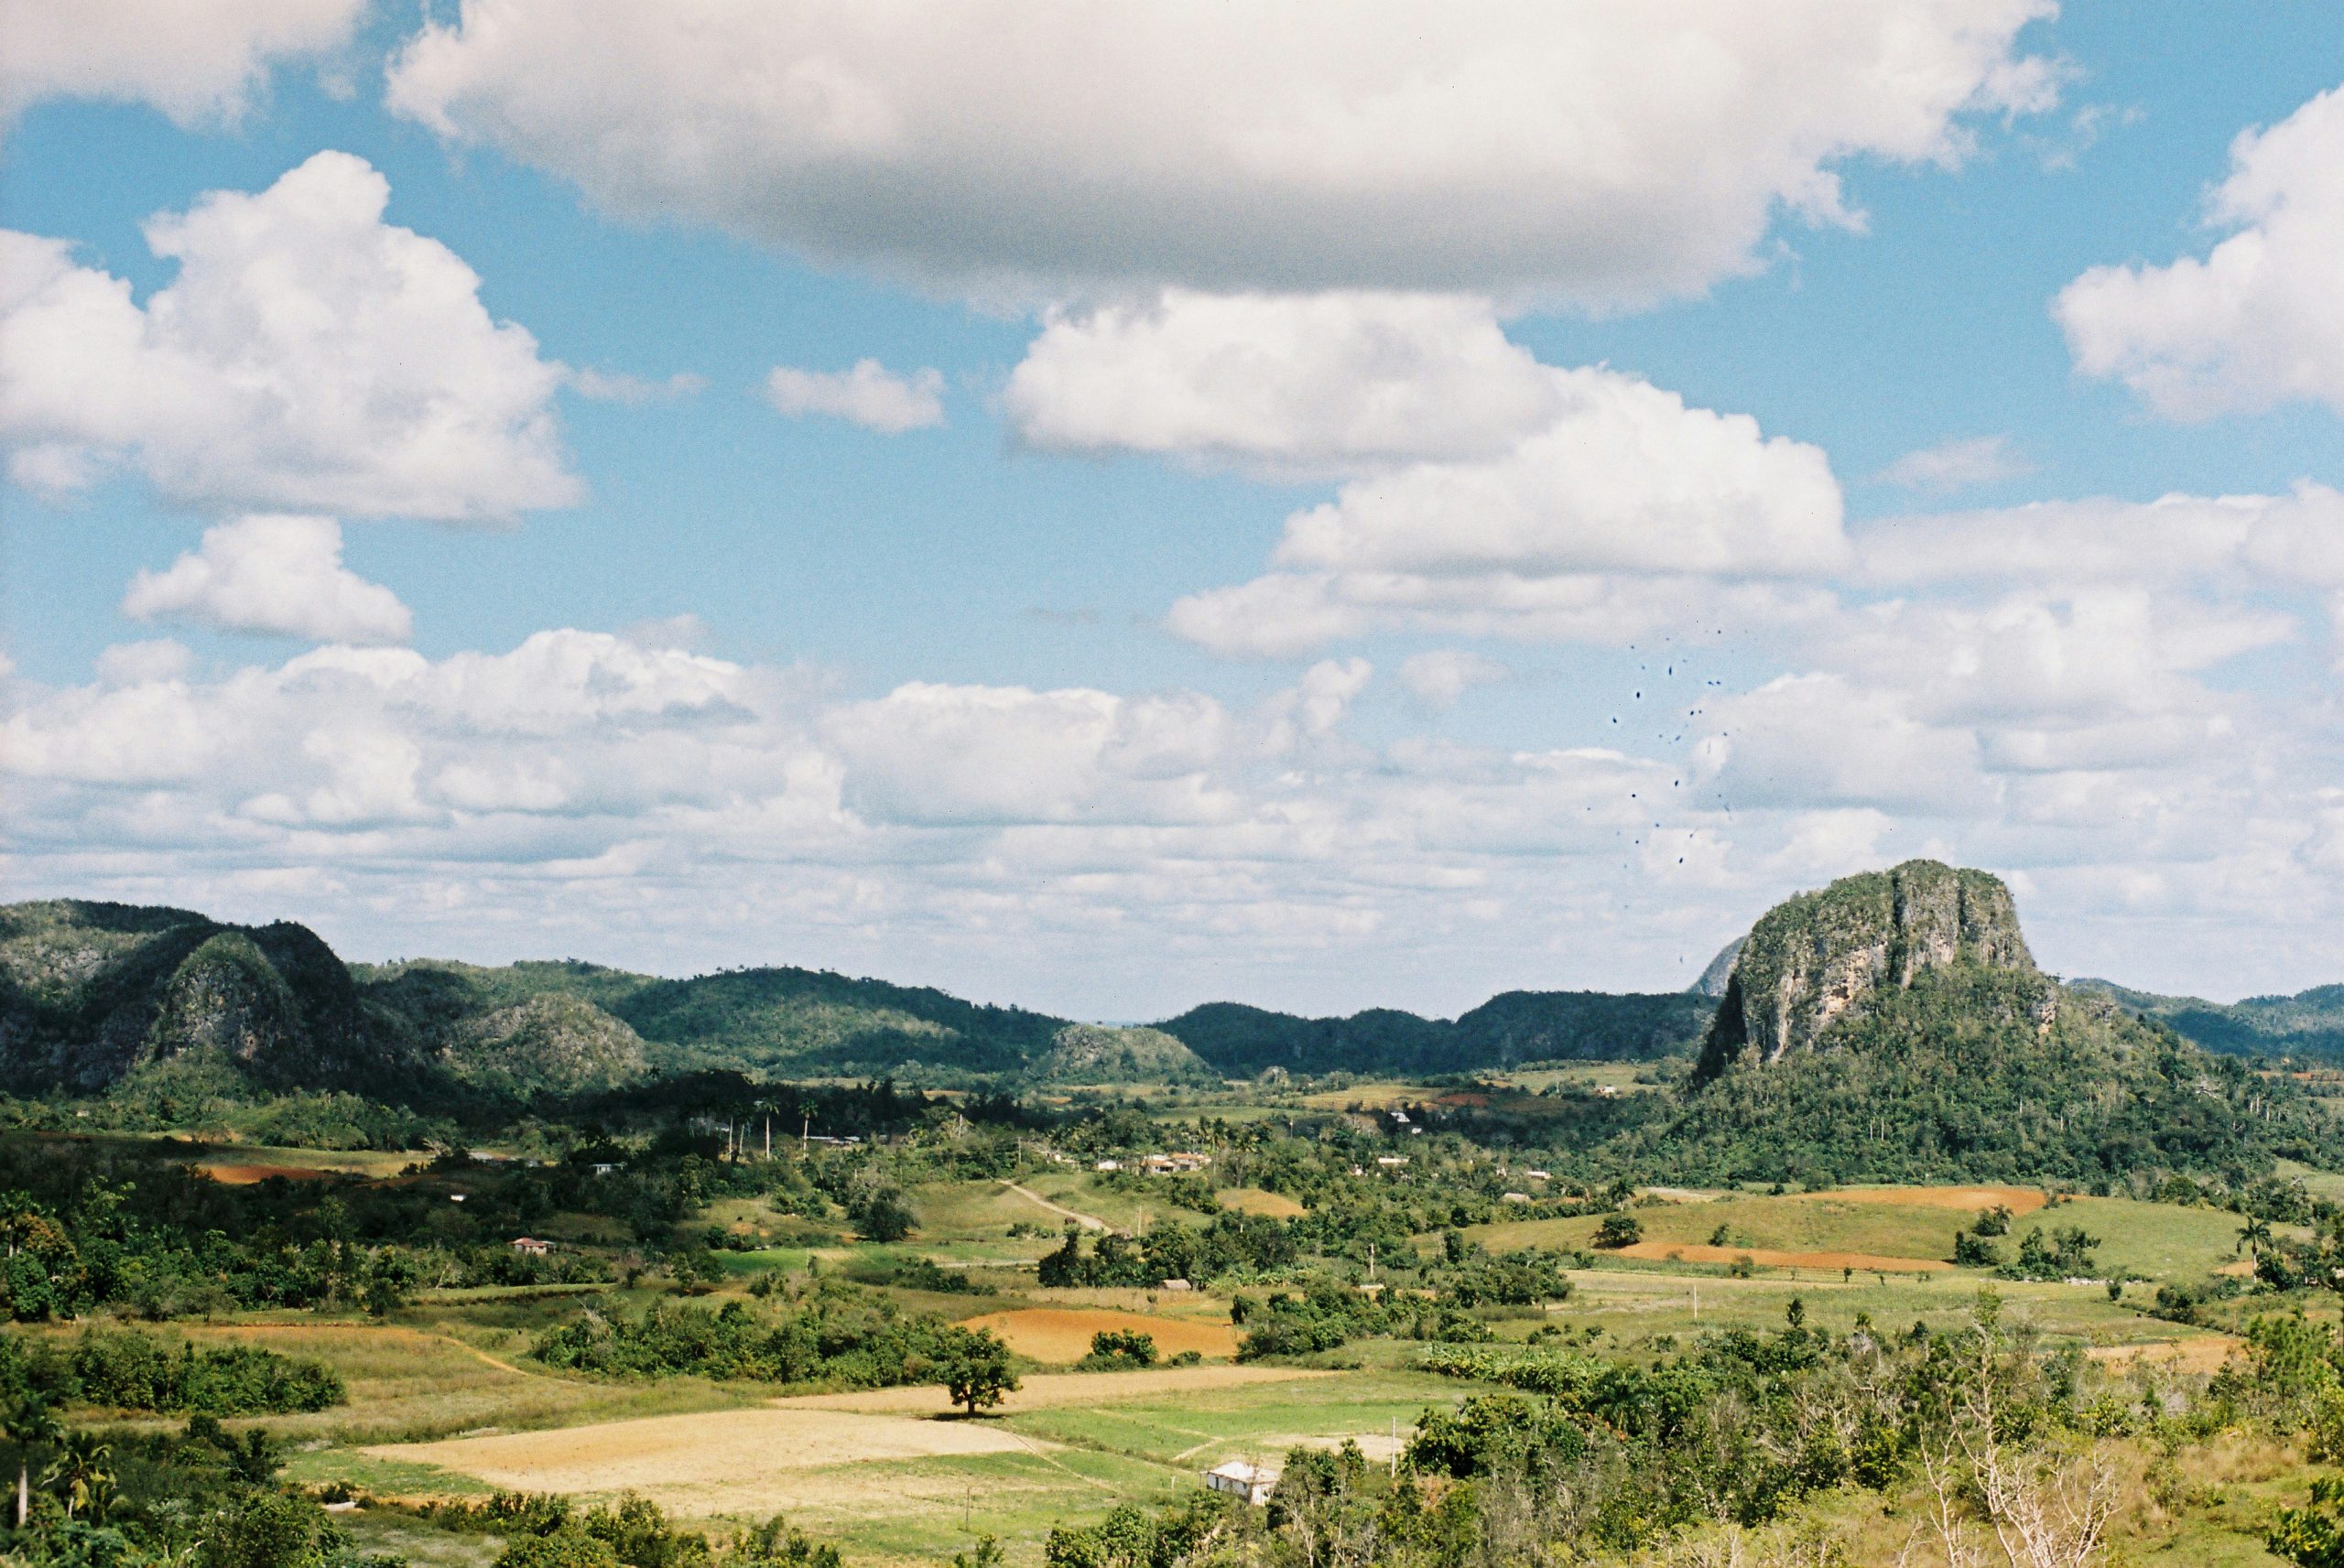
[1216, 1186, 1305, 1217]
[201, 1162, 343, 1184]
[1788, 1185, 2050, 1215]
[1618, 1241, 1950, 1272]
[2088, 1335, 2241, 1377]
[958, 1307, 1242, 1361]
[774, 1365, 1331, 1415]
[367, 1408, 1033, 1515]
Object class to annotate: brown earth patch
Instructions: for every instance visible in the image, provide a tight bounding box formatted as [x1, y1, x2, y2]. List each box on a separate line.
[958, 1307, 1241, 1362]
[201, 1162, 341, 1184]
[774, 1365, 1332, 1415]
[367, 1407, 1028, 1510]
[1785, 1185, 2051, 1215]
[1617, 1241, 1951, 1273]
[2088, 1336, 2240, 1377]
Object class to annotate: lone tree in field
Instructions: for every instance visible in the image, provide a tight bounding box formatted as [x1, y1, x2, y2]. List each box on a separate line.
[934, 1325, 1018, 1417]
[1593, 1213, 1643, 1249]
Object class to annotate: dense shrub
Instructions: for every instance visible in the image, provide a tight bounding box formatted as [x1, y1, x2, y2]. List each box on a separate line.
[1077, 1330, 1157, 1370]
[531, 1285, 960, 1390]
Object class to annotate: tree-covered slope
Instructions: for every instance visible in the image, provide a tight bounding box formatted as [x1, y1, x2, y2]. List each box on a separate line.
[0, 901, 423, 1095]
[603, 965, 1070, 1077]
[1026, 1023, 1220, 1086]
[1154, 990, 1709, 1076]
[2071, 978, 2344, 1062]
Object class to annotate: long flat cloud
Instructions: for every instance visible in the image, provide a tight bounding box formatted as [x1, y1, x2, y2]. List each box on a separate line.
[386, 0, 2057, 304]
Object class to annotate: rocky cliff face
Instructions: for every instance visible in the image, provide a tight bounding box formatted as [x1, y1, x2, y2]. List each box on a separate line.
[1696, 860, 2035, 1080]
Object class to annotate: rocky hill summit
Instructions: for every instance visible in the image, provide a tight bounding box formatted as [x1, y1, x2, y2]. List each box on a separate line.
[0, 901, 411, 1093]
[1696, 860, 2035, 1080]
[1028, 1023, 1219, 1087]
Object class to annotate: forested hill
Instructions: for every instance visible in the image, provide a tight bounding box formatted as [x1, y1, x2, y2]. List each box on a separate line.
[1627, 861, 2344, 1184]
[2070, 977, 2344, 1062]
[1154, 989, 1713, 1077]
[0, 899, 1710, 1100]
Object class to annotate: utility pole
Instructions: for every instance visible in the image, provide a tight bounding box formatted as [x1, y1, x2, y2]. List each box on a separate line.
[765, 1115, 771, 1160]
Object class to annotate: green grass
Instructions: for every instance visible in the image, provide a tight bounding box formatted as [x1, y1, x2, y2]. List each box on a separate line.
[42, 1314, 766, 1445]
[281, 1448, 497, 1500]
[771, 1447, 1175, 1565]
[321, 1509, 505, 1568]
[2274, 1158, 2344, 1202]
[1463, 1191, 1974, 1261]
[1505, 1063, 1665, 1095]
[2010, 1197, 2258, 1281]
[1000, 1370, 1449, 1467]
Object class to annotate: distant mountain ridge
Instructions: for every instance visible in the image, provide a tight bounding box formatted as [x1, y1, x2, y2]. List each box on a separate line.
[0, 898, 1716, 1100]
[1152, 989, 1713, 1078]
[2069, 978, 2344, 1063]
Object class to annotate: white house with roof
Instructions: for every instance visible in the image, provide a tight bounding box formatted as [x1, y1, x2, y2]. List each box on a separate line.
[1204, 1459, 1278, 1505]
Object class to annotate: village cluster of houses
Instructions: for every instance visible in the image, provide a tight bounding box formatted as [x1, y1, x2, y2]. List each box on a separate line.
[1092, 1151, 1211, 1174]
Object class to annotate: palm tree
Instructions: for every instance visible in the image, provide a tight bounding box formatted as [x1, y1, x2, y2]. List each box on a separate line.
[2236, 1216, 2274, 1257]
[4, 1404, 51, 1528]
[5, 1397, 60, 1529]
[41, 1433, 114, 1523]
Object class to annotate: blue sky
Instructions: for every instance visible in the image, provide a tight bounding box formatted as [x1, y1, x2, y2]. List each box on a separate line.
[5, 2, 2344, 1020]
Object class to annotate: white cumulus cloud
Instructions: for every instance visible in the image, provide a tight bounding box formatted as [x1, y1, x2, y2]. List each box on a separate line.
[122, 514, 413, 645]
[1167, 364, 1844, 656]
[0, 152, 579, 520]
[765, 360, 944, 433]
[386, 0, 2056, 305]
[2056, 81, 2344, 418]
[0, 0, 363, 126]
[1275, 369, 1844, 579]
[1005, 291, 1561, 472]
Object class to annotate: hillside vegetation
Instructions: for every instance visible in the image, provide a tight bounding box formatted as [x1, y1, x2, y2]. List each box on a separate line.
[1627, 961, 2339, 1185]
[0, 901, 421, 1097]
[1156, 989, 1711, 1077]
[1027, 1023, 1220, 1086]
[2077, 976, 2344, 1062]
[0, 899, 1710, 1104]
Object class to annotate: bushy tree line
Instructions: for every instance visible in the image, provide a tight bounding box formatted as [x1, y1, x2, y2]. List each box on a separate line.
[528, 1283, 1005, 1394]
[0, 1329, 342, 1417]
[1037, 1213, 1299, 1288]
[418, 1489, 840, 1568]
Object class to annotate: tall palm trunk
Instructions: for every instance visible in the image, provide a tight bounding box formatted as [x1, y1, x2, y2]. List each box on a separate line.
[16, 1460, 26, 1530]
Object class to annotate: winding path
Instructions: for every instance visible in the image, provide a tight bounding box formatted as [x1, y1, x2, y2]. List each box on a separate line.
[1001, 1179, 1109, 1231]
